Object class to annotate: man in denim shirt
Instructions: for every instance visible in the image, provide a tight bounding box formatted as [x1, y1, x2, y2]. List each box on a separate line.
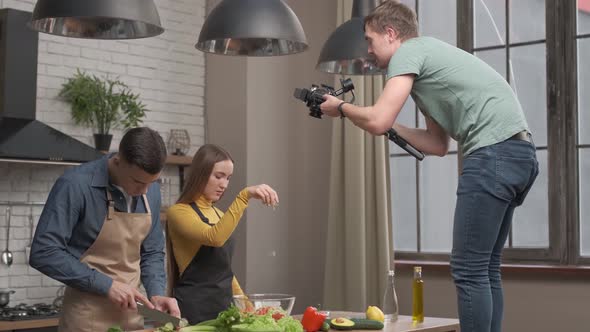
[30, 127, 180, 331]
[320, 2, 538, 332]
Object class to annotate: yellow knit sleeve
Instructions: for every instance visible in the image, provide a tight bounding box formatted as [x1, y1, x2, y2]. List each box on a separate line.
[167, 188, 251, 248]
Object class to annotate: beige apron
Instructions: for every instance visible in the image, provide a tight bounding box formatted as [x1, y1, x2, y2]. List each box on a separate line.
[59, 191, 152, 332]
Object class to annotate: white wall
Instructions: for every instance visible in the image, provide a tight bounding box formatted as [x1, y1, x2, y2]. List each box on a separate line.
[205, 2, 590, 331]
[394, 267, 590, 332]
[205, 0, 338, 314]
[0, 0, 206, 305]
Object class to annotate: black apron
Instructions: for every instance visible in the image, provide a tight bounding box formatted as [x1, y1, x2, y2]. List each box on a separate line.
[174, 203, 235, 324]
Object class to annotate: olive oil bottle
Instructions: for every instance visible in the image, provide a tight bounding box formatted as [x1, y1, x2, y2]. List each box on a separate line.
[412, 266, 424, 323]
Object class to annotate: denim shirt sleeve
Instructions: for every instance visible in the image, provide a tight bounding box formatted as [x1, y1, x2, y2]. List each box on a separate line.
[29, 177, 113, 295]
[139, 183, 166, 298]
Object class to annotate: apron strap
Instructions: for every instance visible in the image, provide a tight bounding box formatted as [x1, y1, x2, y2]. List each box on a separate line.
[212, 207, 221, 219]
[142, 195, 151, 214]
[106, 190, 152, 217]
[189, 202, 209, 224]
[106, 189, 115, 220]
[189, 203, 221, 225]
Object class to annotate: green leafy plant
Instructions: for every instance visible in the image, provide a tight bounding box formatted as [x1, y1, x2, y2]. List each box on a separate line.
[59, 69, 147, 135]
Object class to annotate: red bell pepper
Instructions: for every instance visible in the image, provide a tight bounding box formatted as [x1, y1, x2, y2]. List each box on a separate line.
[301, 306, 327, 332]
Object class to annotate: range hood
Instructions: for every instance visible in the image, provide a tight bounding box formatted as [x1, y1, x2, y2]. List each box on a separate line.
[0, 8, 102, 165]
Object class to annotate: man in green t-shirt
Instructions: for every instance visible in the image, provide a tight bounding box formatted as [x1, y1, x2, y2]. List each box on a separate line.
[320, 1, 538, 332]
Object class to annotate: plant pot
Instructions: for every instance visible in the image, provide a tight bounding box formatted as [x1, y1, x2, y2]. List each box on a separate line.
[94, 134, 113, 152]
[0, 290, 15, 308]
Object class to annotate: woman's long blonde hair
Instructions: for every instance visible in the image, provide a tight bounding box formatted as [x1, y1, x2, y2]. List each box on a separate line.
[166, 144, 234, 295]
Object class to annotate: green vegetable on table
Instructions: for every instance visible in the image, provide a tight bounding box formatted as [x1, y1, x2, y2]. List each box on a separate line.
[188, 305, 303, 332]
[329, 318, 384, 331]
[154, 322, 176, 332]
[196, 319, 221, 327]
[277, 316, 304, 332]
[179, 326, 218, 332]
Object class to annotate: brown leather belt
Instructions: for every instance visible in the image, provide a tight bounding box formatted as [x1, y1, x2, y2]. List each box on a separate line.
[508, 130, 532, 142]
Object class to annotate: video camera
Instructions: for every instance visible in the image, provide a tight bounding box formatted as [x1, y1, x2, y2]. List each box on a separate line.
[293, 79, 425, 161]
[293, 78, 355, 119]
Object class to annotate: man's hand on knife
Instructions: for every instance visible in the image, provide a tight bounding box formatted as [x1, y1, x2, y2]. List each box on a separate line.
[151, 296, 181, 318]
[107, 280, 153, 310]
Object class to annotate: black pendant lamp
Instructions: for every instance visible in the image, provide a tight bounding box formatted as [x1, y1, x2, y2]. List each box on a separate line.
[196, 0, 308, 56]
[29, 0, 164, 39]
[317, 0, 383, 75]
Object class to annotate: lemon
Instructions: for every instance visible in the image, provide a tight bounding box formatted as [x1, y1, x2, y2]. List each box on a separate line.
[366, 306, 385, 322]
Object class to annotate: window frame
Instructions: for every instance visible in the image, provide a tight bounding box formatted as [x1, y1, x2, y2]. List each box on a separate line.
[390, 0, 460, 259]
[574, 3, 590, 266]
[394, 0, 589, 266]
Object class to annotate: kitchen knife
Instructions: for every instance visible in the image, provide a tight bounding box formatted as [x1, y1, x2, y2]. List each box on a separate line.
[136, 302, 182, 327]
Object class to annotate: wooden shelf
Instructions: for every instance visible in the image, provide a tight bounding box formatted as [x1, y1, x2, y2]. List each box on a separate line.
[165, 155, 192, 166]
[165, 155, 192, 192]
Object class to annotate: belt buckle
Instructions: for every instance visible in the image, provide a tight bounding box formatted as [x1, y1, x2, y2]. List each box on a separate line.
[517, 131, 531, 142]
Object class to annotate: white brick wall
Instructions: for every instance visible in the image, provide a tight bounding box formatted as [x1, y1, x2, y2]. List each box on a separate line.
[0, 0, 206, 306]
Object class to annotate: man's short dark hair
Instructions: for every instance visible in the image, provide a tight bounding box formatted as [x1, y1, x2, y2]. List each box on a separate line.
[119, 127, 167, 174]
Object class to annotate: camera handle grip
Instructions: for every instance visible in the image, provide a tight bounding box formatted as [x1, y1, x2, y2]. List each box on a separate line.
[333, 88, 356, 104]
[385, 128, 425, 161]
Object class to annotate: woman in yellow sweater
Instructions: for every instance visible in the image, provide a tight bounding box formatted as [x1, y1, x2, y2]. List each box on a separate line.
[166, 144, 279, 324]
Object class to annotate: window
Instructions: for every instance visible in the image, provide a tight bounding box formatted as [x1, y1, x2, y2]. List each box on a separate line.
[578, 0, 590, 259]
[473, 0, 549, 250]
[391, 0, 459, 255]
[391, 0, 589, 265]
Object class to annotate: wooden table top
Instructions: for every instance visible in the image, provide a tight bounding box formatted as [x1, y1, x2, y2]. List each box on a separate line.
[377, 315, 459, 332]
[134, 311, 461, 332]
[0, 318, 59, 331]
[0, 310, 459, 332]
[299, 311, 460, 332]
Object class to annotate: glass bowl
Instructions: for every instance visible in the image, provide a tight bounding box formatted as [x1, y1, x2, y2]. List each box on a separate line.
[233, 293, 296, 316]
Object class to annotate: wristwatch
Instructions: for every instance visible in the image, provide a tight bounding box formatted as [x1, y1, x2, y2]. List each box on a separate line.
[337, 101, 348, 118]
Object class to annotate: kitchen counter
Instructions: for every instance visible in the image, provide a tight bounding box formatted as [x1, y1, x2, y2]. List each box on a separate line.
[374, 315, 459, 332]
[132, 311, 461, 332]
[299, 311, 460, 332]
[0, 318, 59, 331]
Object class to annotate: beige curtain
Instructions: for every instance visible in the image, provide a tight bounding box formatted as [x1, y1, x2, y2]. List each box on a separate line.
[322, 0, 394, 312]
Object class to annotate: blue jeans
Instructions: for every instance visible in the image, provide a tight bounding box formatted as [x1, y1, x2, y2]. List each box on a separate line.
[450, 138, 538, 332]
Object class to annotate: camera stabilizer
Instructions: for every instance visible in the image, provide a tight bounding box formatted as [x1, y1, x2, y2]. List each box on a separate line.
[293, 78, 355, 119]
[294, 79, 425, 161]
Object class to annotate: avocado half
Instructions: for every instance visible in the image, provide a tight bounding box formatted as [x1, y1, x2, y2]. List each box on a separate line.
[330, 318, 355, 330]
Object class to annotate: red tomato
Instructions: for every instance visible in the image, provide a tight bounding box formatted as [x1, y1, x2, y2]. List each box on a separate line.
[255, 307, 270, 315]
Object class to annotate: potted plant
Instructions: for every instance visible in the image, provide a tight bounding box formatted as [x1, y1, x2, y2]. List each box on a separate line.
[59, 69, 148, 152]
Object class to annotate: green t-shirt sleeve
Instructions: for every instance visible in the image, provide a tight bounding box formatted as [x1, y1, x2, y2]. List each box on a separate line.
[386, 40, 427, 80]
